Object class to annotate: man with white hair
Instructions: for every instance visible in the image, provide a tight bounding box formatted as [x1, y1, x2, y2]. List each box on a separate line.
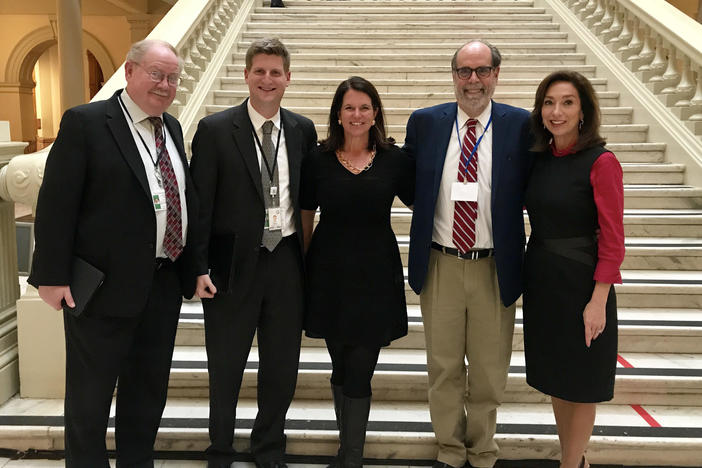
[29, 39, 197, 467]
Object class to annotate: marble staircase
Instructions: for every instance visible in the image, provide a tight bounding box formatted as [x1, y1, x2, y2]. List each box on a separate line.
[2, 0, 702, 466]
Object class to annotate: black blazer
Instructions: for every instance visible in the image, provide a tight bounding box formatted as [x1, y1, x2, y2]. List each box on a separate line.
[189, 100, 318, 304]
[28, 90, 198, 317]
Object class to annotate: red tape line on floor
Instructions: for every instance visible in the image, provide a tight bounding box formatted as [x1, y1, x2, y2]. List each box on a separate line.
[617, 354, 662, 428]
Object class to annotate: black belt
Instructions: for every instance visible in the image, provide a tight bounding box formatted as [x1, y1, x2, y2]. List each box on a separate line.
[431, 242, 494, 260]
[154, 257, 174, 270]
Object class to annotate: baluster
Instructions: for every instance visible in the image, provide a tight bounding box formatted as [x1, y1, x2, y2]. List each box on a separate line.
[594, 0, 614, 35]
[639, 33, 667, 83]
[604, 4, 623, 43]
[620, 16, 643, 60]
[629, 25, 655, 70]
[673, 56, 696, 106]
[579, 0, 597, 20]
[609, 9, 633, 51]
[586, 0, 605, 26]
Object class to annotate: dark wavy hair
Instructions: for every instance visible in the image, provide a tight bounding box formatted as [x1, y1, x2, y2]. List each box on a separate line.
[320, 76, 394, 152]
[530, 70, 606, 153]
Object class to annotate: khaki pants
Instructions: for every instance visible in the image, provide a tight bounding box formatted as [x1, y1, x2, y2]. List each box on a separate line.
[420, 249, 515, 468]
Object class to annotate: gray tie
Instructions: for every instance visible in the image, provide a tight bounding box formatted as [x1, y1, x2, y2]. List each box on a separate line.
[261, 120, 282, 251]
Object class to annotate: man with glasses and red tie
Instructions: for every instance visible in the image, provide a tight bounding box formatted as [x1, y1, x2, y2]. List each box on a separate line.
[29, 39, 198, 467]
[404, 40, 533, 468]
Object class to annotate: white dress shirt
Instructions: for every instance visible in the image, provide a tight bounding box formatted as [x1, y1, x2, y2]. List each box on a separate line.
[433, 102, 494, 249]
[247, 100, 296, 236]
[118, 90, 188, 258]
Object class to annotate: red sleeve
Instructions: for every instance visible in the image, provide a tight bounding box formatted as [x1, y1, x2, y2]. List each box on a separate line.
[590, 152, 625, 284]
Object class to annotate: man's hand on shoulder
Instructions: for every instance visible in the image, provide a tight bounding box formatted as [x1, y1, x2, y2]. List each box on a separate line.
[38, 285, 74, 311]
[196, 274, 217, 298]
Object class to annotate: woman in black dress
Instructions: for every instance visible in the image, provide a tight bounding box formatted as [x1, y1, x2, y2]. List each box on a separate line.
[524, 71, 625, 468]
[300, 76, 414, 468]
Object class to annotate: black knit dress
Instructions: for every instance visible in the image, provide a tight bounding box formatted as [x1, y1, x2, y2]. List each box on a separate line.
[523, 145, 618, 403]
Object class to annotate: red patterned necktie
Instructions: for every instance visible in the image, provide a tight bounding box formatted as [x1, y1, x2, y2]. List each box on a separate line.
[452, 118, 479, 253]
[149, 117, 183, 261]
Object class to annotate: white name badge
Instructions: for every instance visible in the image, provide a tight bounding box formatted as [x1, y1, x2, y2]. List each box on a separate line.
[152, 189, 167, 212]
[266, 207, 282, 231]
[451, 182, 479, 202]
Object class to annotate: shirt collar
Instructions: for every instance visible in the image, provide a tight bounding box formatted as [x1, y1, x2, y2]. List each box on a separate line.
[456, 100, 492, 131]
[121, 88, 161, 125]
[247, 99, 281, 131]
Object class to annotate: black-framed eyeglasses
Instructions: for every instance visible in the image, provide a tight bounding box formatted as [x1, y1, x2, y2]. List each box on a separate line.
[134, 62, 181, 87]
[453, 66, 495, 79]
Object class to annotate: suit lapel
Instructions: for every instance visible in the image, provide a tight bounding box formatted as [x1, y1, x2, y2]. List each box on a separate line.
[106, 90, 151, 198]
[490, 101, 507, 208]
[231, 102, 264, 202]
[282, 109, 302, 210]
[433, 103, 456, 201]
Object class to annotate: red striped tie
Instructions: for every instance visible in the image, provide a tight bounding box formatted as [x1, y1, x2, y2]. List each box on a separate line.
[452, 119, 478, 253]
[149, 117, 183, 261]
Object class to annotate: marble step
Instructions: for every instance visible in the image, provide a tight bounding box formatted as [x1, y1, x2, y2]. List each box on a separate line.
[239, 41, 578, 55]
[230, 52, 587, 67]
[175, 303, 702, 354]
[212, 91, 620, 109]
[277, 0, 539, 6]
[383, 208, 702, 237]
[224, 64, 598, 79]
[218, 76, 610, 93]
[2, 396, 700, 466]
[252, 5, 547, 14]
[246, 22, 562, 32]
[249, 13, 555, 22]
[241, 30, 571, 43]
[163, 345, 702, 406]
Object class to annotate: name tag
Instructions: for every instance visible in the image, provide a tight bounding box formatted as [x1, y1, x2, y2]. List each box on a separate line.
[266, 207, 282, 231]
[451, 182, 478, 202]
[152, 190, 167, 212]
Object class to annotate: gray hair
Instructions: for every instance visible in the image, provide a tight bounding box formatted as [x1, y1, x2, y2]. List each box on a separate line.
[126, 39, 184, 73]
[451, 39, 502, 70]
[245, 37, 291, 72]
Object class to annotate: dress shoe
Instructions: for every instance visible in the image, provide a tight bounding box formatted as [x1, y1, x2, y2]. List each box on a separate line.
[255, 462, 288, 468]
[270, 0, 285, 7]
[432, 462, 460, 468]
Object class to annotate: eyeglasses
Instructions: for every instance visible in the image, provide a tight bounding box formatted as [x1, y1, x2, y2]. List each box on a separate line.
[133, 62, 181, 86]
[453, 66, 495, 80]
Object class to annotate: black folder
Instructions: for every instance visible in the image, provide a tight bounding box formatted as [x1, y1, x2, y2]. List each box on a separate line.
[62, 256, 105, 317]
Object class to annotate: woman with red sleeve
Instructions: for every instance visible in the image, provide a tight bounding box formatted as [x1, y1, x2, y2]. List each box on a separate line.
[523, 70, 625, 468]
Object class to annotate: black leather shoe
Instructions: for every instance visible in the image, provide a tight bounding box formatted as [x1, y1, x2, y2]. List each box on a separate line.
[432, 462, 460, 468]
[255, 462, 288, 468]
[270, 0, 285, 7]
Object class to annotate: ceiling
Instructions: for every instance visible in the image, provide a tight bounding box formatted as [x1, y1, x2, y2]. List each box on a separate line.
[0, 0, 172, 16]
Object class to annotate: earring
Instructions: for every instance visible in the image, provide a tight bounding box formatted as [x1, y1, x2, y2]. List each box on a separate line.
[371, 119, 376, 125]
[579, 119, 584, 130]
[338, 119, 342, 125]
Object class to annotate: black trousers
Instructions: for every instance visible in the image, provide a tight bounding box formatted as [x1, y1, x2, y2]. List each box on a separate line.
[63, 263, 182, 468]
[203, 235, 304, 464]
[326, 340, 381, 398]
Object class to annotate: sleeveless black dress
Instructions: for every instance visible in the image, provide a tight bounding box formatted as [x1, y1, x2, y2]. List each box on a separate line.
[300, 145, 415, 347]
[523, 145, 618, 403]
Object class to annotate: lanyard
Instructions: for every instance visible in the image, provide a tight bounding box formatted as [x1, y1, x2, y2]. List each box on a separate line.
[251, 120, 282, 183]
[118, 94, 165, 170]
[455, 114, 492, 179]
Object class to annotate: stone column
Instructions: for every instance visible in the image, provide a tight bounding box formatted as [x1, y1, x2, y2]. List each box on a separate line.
[57, 0, 85, 113]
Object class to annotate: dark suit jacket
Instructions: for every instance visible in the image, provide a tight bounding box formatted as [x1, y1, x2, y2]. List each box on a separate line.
[189, 100, 317, 304]
[28, 90, 198, 317]
[404, 101, 532, 307]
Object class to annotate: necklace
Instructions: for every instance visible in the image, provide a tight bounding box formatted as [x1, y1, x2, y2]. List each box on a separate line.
[336, 148, 376, 175]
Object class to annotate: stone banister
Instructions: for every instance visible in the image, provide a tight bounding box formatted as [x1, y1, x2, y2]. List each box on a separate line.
[562, 0, 702, 136]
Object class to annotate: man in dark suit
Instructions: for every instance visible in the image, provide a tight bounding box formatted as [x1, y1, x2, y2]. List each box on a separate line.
[28, 39, 197, 467]
[404, 40, 532, 468]
[189, 38, 317, 468]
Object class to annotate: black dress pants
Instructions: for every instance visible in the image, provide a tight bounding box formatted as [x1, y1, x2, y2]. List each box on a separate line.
[63, 263, 182, 468]
[203, 235, 304, 464]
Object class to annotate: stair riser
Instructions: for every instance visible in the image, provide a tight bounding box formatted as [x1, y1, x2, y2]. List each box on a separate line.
[247, 23, 562, 31]
[232, 56, 587, 67]
[225, 65, 598, 79]
[264, 45, 578, 55]
[250, 14, 554, 22]
[242, 32, 572, 43]
[167, 371, 702, 406]
[175, 324, 702, 353]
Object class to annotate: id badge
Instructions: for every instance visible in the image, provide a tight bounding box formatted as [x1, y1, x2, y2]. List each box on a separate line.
[266, 207, 282, 231]
[152, 189, 167, 212]
[451, 182, 479, 202]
